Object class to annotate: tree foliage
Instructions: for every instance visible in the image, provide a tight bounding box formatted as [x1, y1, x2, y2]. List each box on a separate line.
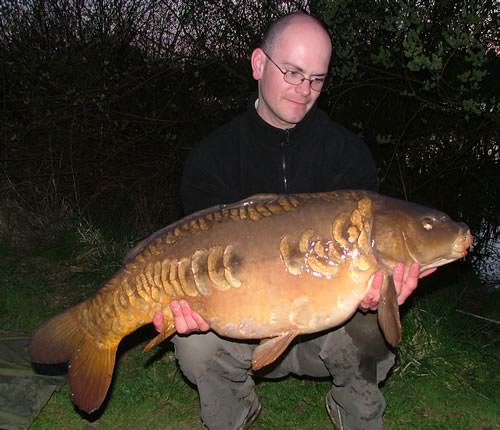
[0, 0, 498, 267]
[0, 0, 310, 229]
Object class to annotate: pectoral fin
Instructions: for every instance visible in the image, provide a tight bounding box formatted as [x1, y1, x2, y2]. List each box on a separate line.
[143, 324, 176, 353]
[377, 276, 401, 347]
[252, 331, 298, 370]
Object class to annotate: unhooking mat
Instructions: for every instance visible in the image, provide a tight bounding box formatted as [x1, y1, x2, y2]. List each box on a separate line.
[0, 331, 65, 430]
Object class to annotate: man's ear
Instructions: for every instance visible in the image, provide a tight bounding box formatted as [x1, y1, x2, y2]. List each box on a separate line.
[251, 48, 266, 80]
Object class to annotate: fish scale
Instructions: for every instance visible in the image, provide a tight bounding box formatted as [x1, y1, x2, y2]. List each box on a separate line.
[31, 190, 473, 414]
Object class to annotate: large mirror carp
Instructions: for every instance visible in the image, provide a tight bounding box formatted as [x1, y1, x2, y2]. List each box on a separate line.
[31, 190, 473, 413]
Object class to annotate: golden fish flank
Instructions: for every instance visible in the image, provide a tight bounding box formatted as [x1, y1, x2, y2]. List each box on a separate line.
[280, 197, 374, 279]
[30, 191, 473, 414]
[127, 245, 243, 299]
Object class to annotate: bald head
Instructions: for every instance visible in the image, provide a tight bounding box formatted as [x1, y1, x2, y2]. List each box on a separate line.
[251, 11, 332, 128]
[261, 12, 332, 59]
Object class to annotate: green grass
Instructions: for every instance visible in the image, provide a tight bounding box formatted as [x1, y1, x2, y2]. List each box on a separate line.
[1, 224, 499, 429]
[383, 284, 500, 430]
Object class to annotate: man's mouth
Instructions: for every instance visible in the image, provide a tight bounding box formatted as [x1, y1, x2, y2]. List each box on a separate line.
[286, 99, 308, 106]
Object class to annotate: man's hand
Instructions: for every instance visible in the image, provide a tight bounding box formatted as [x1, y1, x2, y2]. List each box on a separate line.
[153, 300, 209, 335]
[360, 262, 436, 311]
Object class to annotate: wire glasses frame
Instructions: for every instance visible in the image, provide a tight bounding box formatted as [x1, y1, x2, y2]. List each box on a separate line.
[262, 50, 327, 92]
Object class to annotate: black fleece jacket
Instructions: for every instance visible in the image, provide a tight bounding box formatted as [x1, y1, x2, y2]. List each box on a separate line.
[181, 95, 377, 214]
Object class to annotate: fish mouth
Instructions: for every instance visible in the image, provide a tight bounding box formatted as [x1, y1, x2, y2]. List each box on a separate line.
[451, 229, 474, 259]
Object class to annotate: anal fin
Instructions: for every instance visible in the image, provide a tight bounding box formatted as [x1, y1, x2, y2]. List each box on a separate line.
[143, 324, 176, 353]
[252, 331, 298, 370]
[377, 276, 401, 347]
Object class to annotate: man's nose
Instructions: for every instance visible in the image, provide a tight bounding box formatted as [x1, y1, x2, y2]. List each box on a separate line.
[296, 79, 312, 96]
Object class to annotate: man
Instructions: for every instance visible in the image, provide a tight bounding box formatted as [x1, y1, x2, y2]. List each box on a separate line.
[153, 11, 434, 430]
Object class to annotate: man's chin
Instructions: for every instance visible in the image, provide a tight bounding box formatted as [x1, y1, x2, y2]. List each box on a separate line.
[285, 104, 310, 123]
[282, 113, 306, 125]
[264, 107, 308, 128]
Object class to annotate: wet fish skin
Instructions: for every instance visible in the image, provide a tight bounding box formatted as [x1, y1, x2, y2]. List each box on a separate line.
[30, 190, 473, 414]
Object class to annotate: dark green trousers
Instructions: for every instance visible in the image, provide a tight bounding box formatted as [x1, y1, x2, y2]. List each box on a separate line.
[172, 311, 395, 430]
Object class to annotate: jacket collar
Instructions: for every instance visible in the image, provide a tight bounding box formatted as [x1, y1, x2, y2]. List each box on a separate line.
[246, 93, 318, 147]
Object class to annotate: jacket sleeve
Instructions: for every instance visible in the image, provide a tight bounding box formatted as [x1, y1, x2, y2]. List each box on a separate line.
[322, 123, 378, 192]
[180, 130, 241, 214]
[335, 139, 378, 192]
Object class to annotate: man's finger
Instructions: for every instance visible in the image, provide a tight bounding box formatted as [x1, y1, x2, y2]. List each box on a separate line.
[419, 267, 437, 279]
[398, 263, 420, 305]
[183, 307, 209, 331]
[360, 271, 383, 310]
[152, 311, 164, 333]
[170, 300, 189, 333]
[392, 262, 405, 296]
[178, 300, 198, 330]
[192, 312, 210, 332]
[407, 262, 421, 281]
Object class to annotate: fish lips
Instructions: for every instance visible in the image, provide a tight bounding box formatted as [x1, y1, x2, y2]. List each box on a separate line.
[452, 227, 474, 258]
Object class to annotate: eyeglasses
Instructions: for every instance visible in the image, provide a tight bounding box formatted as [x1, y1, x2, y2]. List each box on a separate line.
[262, 50, 327, 92]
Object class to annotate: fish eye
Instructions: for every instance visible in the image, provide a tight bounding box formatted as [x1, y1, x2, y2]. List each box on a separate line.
[421, 217, 434, 231]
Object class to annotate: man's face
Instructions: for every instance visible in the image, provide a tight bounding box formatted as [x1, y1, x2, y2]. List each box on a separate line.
[251, 18, 332, 129]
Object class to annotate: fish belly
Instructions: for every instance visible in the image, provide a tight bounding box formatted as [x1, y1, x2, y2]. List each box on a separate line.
[200, 257, 375, 340]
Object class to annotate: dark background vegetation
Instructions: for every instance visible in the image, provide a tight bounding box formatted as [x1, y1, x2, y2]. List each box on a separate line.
[1, 0, 499, 279]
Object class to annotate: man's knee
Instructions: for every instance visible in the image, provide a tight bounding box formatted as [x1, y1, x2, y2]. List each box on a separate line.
[345, 312, 389, 358]
[172, 332, 254, 384]
[319, 312, 395, 385]
[344, 311, 395, 383]
[172, 332, 222, 382]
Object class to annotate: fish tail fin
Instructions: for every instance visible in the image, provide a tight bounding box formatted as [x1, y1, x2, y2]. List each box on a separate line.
[31, 307, 83, 364]
[31, 306, 118, 414]
[67, 339, 117, 414]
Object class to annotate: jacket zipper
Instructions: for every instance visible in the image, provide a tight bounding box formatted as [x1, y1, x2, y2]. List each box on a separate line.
[281, 129, 290, 192]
